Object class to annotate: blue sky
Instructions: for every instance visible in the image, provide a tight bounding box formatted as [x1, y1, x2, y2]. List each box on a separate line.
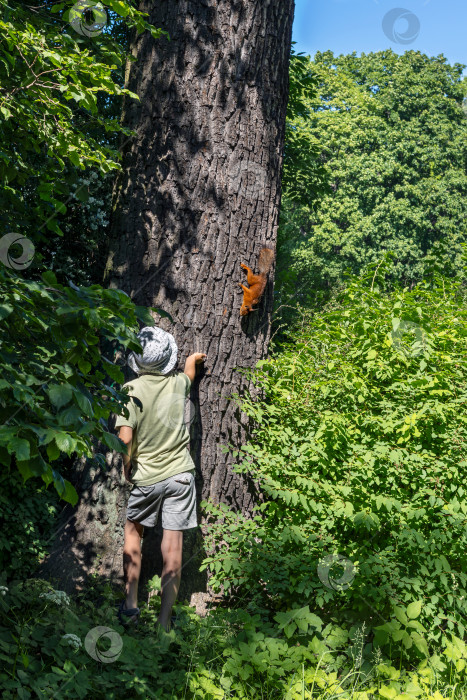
[292, 0, 467, 76]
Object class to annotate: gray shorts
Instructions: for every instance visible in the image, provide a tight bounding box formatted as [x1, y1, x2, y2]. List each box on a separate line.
[126, 470, 197, 530]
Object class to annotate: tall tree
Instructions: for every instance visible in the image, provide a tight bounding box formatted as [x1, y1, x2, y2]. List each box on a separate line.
[104, 0, 295, 509]
[42, 0, 296, 597]
[279, 50, 467, 298]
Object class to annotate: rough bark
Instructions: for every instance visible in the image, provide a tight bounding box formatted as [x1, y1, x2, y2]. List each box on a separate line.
[105, 0, 295, 508]
[40, 0, 295, 603]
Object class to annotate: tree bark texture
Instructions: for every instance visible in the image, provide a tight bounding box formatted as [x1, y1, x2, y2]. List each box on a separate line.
[104, 0, 295, 509]
[40, 0, 295, 602]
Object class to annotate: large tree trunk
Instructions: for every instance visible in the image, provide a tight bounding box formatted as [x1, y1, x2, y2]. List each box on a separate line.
[105, 0, 294, 507]
[40, 0, 295, 603]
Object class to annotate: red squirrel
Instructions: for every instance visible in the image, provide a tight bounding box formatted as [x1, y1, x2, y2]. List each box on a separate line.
[238, 247, 275, 316]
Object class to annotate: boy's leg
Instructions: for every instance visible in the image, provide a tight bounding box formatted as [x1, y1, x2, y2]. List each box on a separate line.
[123, 518, 144, 609]
[157, 529, 183, 630]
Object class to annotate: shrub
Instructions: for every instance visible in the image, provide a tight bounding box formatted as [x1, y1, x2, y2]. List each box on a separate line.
[202, 265, 467, 656]
[0, 471, 59, 579]
[0, 266, 157, 505]
[0, 577, 465, 699]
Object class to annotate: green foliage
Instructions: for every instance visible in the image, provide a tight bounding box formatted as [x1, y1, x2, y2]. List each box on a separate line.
[0, 0, 171, 511]
[202, 266, 467, 657]
[0, 0, 166, 247]
[0, 471, 59, 578]
[46, 169, 114, 285]
[0, 579, 465, 699]
[0, 265, 156, 503]
[277, 50, 467, 300]
[282, 48, 331, 207]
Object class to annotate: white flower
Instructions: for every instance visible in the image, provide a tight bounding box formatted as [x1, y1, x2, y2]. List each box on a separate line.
[62, 633, 82, 650]
[40, 590, 70, 606]
[0, 586, 8, 596]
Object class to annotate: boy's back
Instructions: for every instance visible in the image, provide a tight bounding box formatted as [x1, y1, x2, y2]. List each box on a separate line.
[115, 371, 194, 486]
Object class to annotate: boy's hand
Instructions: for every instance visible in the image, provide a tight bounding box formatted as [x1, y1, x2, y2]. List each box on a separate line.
[193, 353, 207, 364]
[184, 352, 207, 382]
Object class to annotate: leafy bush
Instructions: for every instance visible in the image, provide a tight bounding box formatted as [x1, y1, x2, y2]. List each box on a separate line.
[0, 471, 59, 578]
[0, 266, 157, 504]
[202, 265, 467, 656]
[0, 0, 164, 244]
[0, 577, 465, 699]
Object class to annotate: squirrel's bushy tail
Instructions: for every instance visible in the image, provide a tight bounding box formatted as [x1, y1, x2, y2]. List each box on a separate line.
[258, 247, 275, 275]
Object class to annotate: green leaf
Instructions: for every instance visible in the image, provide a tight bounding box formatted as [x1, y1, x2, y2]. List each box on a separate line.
[16, 459, 34, 482]
[0, 304, 14, 320]
[68, 150, 81, 167]
[48, 384, 73, 409]
[134, 306, 155, 326]
[52, 199, 67, 215]
[108, 0, 130, 17]
[74, 390, 93, 416]
[411, 632, 429, 657]
[54, 432, 77, 455]
[393, 606, 408, 625]
[78, 359, 92, 375]
[53, 471, 66, 497]
[7, 437, 30, 461]
[16, 454, 48, 481]
[101, 431, 125, 453]
[47, 441, 61, 461]
[41, 270, 57, 286]
[406, 600, 422, 620]
[57, 405, 82, 426]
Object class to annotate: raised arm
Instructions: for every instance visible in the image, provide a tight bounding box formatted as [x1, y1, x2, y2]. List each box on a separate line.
[184, 352, 207, 382]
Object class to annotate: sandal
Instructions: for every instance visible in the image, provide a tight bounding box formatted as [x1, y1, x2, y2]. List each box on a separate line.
[117, 599, 140, 627]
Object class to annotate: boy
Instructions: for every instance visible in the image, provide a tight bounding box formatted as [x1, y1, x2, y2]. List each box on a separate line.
[114, 326, 206, 629]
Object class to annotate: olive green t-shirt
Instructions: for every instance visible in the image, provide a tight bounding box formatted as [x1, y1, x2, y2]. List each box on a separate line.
[114, 371, 195, 486]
